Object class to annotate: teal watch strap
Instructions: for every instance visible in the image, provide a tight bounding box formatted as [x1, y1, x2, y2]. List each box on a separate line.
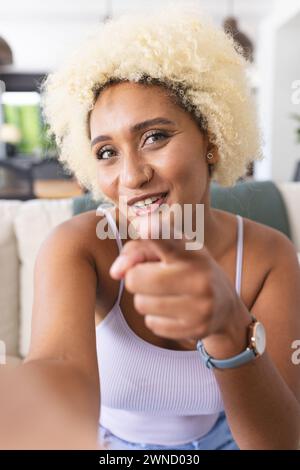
[196, 340, 256, 369]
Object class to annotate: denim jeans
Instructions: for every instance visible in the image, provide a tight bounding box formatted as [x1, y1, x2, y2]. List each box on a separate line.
[98, 411, 239, 450]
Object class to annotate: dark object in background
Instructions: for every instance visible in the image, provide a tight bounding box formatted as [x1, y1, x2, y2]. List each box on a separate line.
[0, 158, 35, 200]
[0, 72, 46, 92]
[32, 158, 72, 181]
[0, 36, 13, 66]
[5, 143, 17, 157]
[0, 156, 73, 200]
[293, 161, 300, 182]
[223, 17, 254, 62]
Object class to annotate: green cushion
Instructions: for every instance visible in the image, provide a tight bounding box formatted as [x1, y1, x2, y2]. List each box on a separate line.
[210, 181, 291, 238]
[73, 192, 104, 215]
[72, 181, 291, 239]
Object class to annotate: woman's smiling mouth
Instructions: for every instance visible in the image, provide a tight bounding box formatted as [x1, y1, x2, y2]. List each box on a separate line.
[128, 192, 169, 216]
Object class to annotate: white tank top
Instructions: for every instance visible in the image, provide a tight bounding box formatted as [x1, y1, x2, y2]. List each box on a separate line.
[96, 211, 244, 445]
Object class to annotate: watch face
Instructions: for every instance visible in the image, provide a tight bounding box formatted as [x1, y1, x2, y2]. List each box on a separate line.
[253, 322, 266, 355]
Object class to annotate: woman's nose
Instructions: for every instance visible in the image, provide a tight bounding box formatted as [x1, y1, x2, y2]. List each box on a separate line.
[119, 156, 153, 189]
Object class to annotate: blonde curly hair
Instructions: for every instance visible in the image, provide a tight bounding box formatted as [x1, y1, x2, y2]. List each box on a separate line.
[42, 2, 262, 200]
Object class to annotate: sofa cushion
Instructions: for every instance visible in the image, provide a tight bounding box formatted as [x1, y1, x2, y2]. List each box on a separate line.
[0, 201, 22, 358]
[210, 181, 291, 239]
[14, 199, 73, 358]
[73, 193, 105, 215]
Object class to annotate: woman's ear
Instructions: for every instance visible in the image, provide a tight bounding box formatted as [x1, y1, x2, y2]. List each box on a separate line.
[200, 131, 218, 178]
[205, 141, 219, 178]
[206, 143, 219, 165]
[205, 136, 219, 164]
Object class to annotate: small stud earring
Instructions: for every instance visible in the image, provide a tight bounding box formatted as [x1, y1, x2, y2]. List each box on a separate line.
[207, 152, 214, 160]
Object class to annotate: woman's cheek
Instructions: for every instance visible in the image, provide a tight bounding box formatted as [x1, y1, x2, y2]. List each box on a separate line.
[97, 167, 117, 200]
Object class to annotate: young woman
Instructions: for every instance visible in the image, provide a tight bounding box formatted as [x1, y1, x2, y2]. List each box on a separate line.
[25, 5, 300, 449]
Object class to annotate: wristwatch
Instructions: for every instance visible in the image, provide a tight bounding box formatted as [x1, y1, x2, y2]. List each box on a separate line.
[196, 315, 266, 370]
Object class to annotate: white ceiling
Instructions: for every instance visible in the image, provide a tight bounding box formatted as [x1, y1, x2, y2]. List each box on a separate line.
[0, 0, 277, 46]
[0, 0, 275, 22]
[0, 0, 285, 71]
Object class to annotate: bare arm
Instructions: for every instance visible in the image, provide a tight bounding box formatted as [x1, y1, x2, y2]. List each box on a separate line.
[209, 231, 300, 449]
[0, 215, 101, 448]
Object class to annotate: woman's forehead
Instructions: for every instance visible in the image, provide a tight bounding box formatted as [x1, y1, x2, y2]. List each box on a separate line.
[94, 81, 175, 111]
[90, 82, 185, 134]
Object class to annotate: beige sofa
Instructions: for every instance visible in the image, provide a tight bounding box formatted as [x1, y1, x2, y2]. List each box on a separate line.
[1, 182, 300, 364]
[0, 198, 72, 364]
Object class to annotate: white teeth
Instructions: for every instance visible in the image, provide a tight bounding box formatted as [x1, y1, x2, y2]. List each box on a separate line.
[144, 198, 154, 205]
[133, 194, 164, 208]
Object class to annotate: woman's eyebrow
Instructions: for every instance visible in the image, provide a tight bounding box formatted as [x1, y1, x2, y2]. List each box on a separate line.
[91, 117, 176, 147]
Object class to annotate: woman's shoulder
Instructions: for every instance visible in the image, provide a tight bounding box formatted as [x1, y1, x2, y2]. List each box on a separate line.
[215, 208, 296, 262]
[42, 209, 120, 282]
[41, 209, 121, 308]
[213, 209, 299, 311]
[240, 214, 299, 307]
[242, 214, 297, 264]
[47, 208, 118, 250]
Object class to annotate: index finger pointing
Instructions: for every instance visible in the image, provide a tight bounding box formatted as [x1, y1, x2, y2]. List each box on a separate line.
[109, 239, 160, 279]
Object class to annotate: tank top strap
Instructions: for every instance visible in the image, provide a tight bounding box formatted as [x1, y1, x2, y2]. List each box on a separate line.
[97, 205, 125, 305]
[235, 214, 244, 296]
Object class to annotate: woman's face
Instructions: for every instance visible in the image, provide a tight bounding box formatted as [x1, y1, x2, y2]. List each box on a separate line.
[90, 81, 211, 218]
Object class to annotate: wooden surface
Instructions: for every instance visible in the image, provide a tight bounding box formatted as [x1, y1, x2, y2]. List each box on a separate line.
[33, 179, 84, 199]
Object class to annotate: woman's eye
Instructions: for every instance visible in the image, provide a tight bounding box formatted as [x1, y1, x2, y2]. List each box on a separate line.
[144, 131, 168, 145]
[95, 131, 168, 160]
[96, 147, 115, 160]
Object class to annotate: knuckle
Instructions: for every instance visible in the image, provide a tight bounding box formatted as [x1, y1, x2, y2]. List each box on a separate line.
[134, 294, 146, 313]
[188, 267, 212, 293]
[121, 240, 140, 255]
[201, 298, 214, 317]
[178, 316, 190, 328]
[188, 272, 202, 292]
[201, 274, 215, 298]
[124, 269, 136, 292]
[145, 315, 159, 332]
